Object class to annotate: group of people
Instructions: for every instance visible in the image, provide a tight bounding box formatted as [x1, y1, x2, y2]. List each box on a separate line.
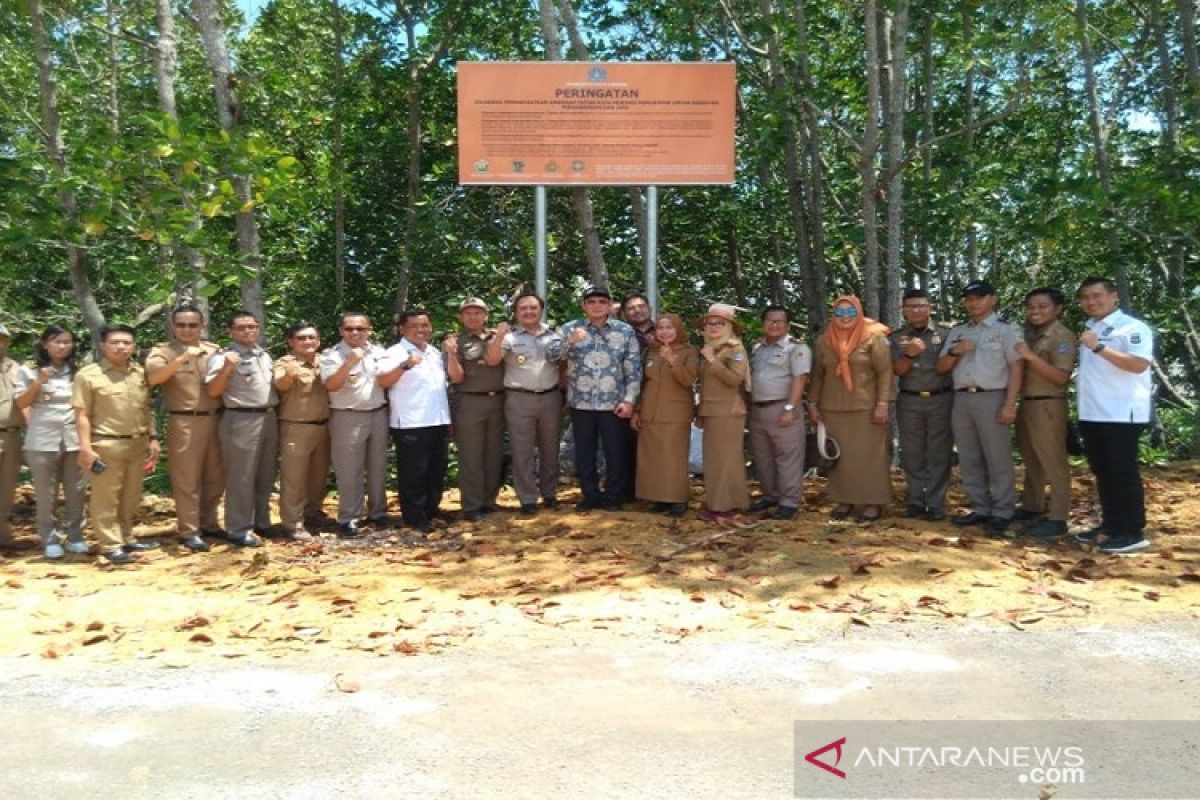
[0, 274, 1154, 565]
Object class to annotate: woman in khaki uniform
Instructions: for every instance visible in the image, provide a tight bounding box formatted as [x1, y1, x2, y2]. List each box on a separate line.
[808, 295, 894, 522]
[633, 314, 698, 517]
[696, 303, 750, 522]
[274, 322, 331, 541]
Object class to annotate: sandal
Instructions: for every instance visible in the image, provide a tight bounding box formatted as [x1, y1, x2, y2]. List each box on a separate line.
[855, 506, 882, 523]
[830, 505, 852, 520]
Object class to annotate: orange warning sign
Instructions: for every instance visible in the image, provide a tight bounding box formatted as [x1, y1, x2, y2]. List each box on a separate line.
[457, 62, 736, 186]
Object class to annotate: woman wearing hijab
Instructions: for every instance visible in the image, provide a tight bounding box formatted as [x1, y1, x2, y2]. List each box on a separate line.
[14, 325, 86, 558]
[808, 296, 894, 522]
[696, 303, 750, 522]
[632, 313, 698, 517]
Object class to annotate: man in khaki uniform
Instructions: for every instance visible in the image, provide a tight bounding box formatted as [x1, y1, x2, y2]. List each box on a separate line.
[0, 323, 25, 549]
[748, 305, 810, 520]
[73, 324, 161, 565]
[0, 323, 26, 549]
[1013, 287, 1077, 538]
[274, 321, 330, 540]
[145, 305, 224, 552]
[205, 311, 277, 547]
[445, 298, 505, 522]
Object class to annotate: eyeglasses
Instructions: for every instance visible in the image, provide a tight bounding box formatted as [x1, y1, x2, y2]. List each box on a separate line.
[293, 334, 319, 340]
[705, 320, 728, 327]
[174, 322, 202, 328]
[342, 327, 369, 332]
[833, 307, 859, 318]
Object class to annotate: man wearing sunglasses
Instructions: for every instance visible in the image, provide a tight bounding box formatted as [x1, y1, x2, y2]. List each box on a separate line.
[146, 305, 225, 552]
[205, 310, 278, 547]
[319, 312, 403, 537]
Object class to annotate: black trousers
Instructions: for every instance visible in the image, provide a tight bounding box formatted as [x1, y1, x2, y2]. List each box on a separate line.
[392, 425, 449, 528]
[570, 409, 631, 504]
[1079, 421, 1146, 538]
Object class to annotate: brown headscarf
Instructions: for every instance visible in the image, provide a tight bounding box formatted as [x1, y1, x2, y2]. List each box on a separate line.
[656, 313, 687, 346]
[821, 295, 889, 391]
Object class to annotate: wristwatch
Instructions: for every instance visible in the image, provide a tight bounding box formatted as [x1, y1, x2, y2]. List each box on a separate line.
[1092, 343, 1106, 354]
[783, 403, 795, 412]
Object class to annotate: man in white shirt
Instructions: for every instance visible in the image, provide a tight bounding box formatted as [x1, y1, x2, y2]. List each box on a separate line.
[1073, 277, 1155, 554]
[386, 310, 451, 534]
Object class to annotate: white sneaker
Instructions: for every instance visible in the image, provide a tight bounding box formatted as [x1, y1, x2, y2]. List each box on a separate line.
[65, 540, 90, 554]
[1098, 537, 1150, 554]
[44, 543, 66, 559]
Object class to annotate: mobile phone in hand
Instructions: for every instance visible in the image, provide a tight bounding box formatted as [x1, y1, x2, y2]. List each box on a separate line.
[90, 459, 107, 474]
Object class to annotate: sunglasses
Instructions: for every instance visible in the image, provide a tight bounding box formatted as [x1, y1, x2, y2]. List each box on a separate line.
[174, 322, 202, 328]
[833, 307, 859, 318]
[342, 327, 370, 332]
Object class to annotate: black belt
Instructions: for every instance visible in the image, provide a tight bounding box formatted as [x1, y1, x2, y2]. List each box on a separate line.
[752, 399, 785, 407]
[508, 387, 559, 395]
[0, 427, 16, 433]
[169, 409, 221, 416]
[459, 390, 504, 396]
[95, 433, 145, 440]
[956, 387, 1003, 393]
[281, 419, 328, 425]
[900, 388, 952, 397]
[1022, 395, 1064, 401]
[226, 407, 274, 413]
[332, 405, 387, 413]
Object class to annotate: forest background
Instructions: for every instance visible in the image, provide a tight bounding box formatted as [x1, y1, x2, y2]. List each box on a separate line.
[1, 0, 1197, 455]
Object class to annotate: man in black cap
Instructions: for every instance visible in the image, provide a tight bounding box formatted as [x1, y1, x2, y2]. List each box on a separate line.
[936, 280, 1024, 536]
[561, 286, 642, 511]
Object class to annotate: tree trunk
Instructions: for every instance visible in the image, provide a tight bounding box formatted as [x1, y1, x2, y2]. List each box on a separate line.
[883, 0, 909, 327]
[861, 0, 883, 317]
[105, 0, 120, 137]
[541, 0, 608, 287]
[760, 0, 814, 326]
[1074, 0, 1130, 304]
[192, 0, 264, 320]
[332, 0, 347, 304]
[154, 0, 209, 318]
[30, 0, 106, 342]
[393, 7, 422, 313]
[917, 6, 934, 292]
[794, 0, 827, 329]
[1178, 0, 1200, 138]
[963, 2, 978, 279]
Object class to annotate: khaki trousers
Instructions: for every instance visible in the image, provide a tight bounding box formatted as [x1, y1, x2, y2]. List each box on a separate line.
[278, 420, 330, 528]
[1016, 397, 1070, 520]
[0, 428, 21, 543]
[166, 413, 223, 534]
[89, 438, 147, 551]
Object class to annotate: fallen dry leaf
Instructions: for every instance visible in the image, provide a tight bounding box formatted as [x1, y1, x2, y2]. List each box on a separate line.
[334, 674, 361, 693]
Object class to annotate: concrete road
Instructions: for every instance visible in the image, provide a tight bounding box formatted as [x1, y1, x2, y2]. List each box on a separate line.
[3, 622, 1198, 799]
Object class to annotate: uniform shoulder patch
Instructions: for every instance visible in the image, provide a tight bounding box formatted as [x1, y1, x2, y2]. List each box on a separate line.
[1055, 343, 1070, 353]
[732, 353, 745, 361]
[1130, 333, 1142, 344]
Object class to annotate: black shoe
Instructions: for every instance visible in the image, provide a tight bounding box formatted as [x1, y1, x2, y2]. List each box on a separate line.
[601, 499, 624, 511]
[1012, 507, 1041, 522]
[986, 517, 1013, 537]
[576, 498, 600, 512]
[256, 526, 291, 541]
[123, 539, 160, 552]
[483, 503, 503, 513]
[519, 503, 537, 516]
[649, 502, 669, 513]
[542, 498, 560, 510]
[104, 549, 136, 565]
[336, 521, 360, 539]
[665, 503, 687, 518]
[1073, 525, 1105, 545]
[903, 504, 925, 519]
[1028, 520, 1067, 539]
[770, 505, 798, 521]
[412, 522, 435, 534]
[748, 497, 776, 512]
[953, 512, 990, 526]
[463, 510, 485, 522]
[199, 527, 228, 539]
[927, 509, 947, 522]
[830, 505, 852, 520]
[180, 535, 210, 553]
[228, 531, 263, 548]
